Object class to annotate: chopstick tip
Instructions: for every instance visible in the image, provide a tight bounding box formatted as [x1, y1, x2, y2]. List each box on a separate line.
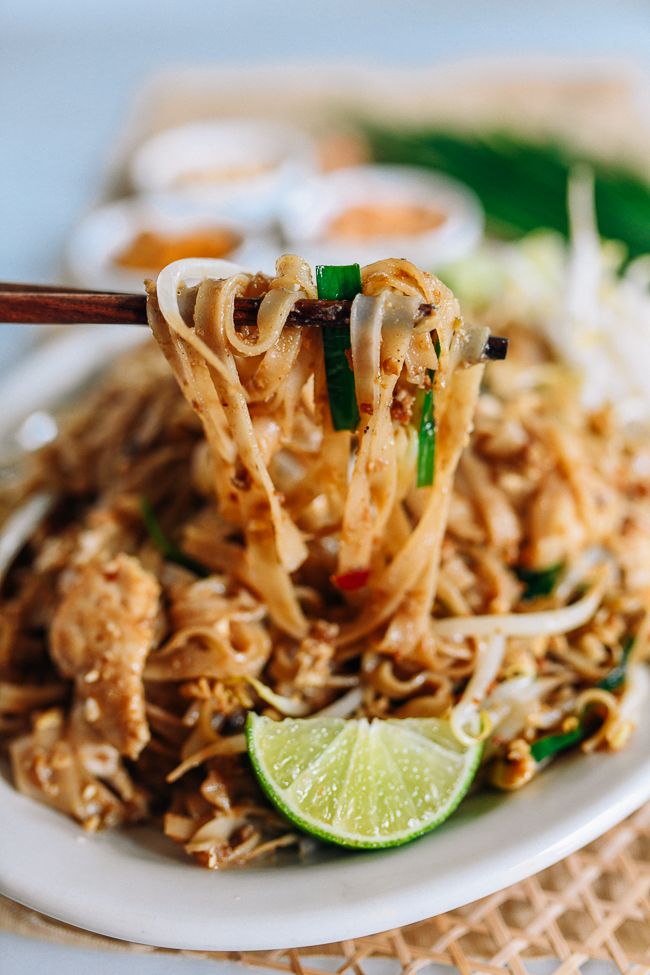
[484, 335, 509, 361]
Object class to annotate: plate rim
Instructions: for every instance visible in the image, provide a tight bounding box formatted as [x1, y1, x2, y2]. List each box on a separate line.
[2, 746, 649, 951]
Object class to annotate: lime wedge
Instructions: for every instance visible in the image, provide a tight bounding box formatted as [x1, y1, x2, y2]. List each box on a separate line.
[246, 714, 482, 849]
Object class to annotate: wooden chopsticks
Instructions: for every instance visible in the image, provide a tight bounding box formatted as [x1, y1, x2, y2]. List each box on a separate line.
[0, 283, 149, 326]
[0, 283, 508, 360]
[0, 282, 434, 328]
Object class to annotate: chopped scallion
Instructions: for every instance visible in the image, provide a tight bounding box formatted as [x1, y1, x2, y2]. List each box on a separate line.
[140, 497, 209, 577]
[515, 562, 563, 600]
[530, 723, 588, 763]
[530, 636, 634, 763]
[316, 264, 362, 431]
[598, 636, 634, 693]
[416, 375, 435, 488]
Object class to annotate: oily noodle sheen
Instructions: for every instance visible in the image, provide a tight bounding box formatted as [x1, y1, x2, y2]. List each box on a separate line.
[148, 255, 479, 652]
[0, 253, 647, 869]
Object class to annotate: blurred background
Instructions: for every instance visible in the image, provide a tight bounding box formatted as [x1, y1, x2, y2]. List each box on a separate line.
[1, 0, 649, 375]
[3, 0, 650, 281]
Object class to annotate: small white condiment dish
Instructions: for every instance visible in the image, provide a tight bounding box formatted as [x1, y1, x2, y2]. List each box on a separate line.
[280, 165, 484, 269]
[129, 119, 318, 228]
[65, 197, 275, 292]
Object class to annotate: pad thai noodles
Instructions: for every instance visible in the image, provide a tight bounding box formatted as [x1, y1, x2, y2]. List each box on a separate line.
[1, 250, 648, 868]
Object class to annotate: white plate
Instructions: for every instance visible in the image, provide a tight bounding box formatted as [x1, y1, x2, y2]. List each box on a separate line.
[1, 331, 649, 952]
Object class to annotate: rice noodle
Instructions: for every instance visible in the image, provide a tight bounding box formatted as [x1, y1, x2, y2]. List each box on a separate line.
[156, 259, 249, 385]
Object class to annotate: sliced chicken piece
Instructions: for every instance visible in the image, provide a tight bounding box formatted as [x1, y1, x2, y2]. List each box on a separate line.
[51, 554, 160, 759]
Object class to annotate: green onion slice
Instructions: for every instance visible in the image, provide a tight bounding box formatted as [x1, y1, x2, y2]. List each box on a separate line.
[316, 264, 362, 431]
[598, 636, 634, 693]
[515, 562, 563, 600]
[530, 637, 634, 763]
[530, 723, 588, 763]
[140, 497, 209, 577]
[416, 375, 436, 488]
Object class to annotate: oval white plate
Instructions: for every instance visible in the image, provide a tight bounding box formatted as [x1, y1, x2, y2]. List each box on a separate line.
[1, 331, 649, 952]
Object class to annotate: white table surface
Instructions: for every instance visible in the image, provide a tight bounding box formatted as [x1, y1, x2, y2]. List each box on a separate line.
[1, 0, 649, 970]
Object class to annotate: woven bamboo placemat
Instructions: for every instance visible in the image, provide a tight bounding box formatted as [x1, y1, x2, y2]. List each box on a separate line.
[1, 803, 648, 973]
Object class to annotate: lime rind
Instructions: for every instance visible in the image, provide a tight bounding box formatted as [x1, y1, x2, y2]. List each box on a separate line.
[246, 714, 482, 850]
